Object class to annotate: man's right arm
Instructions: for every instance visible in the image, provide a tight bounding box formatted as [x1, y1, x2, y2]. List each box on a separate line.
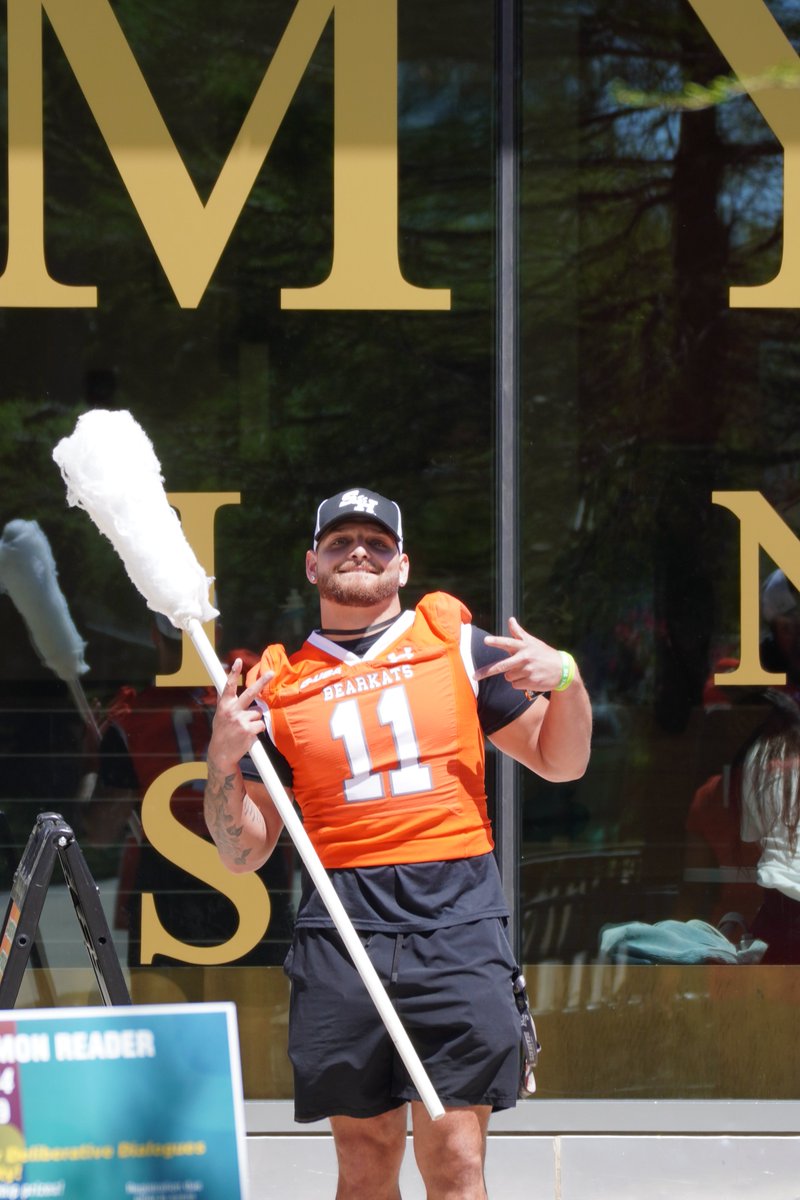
[203, 659, 285, 874]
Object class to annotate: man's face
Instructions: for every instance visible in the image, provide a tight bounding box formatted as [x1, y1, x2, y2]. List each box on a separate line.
[308, 520, 408, 607]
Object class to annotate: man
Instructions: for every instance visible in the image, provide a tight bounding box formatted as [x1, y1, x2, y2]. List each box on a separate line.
[204, 488, 591, 1200]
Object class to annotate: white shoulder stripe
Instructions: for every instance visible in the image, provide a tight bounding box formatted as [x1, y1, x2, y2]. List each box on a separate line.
[306, 630, 360, 664]
[307, 610, 415, 663]
[460, 623, 479, 697]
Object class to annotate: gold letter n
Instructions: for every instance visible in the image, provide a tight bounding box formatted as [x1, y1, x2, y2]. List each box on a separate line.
[0, 0, 450, 311]
[713, 491, 800, 685]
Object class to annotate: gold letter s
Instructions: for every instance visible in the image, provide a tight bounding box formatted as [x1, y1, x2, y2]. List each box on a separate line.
[139, 762, 271, 965]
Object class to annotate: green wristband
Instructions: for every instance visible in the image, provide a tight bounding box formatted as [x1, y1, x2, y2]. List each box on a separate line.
[554, 650, 576, 692]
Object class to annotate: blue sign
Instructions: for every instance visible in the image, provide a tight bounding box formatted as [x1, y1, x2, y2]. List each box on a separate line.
[0, 1002, 248, 1199]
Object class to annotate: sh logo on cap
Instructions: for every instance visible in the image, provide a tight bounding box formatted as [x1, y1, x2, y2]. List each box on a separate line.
[339, 490, 379, 516]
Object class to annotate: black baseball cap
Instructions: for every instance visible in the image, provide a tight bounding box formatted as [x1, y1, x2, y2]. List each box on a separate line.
[312, 488, 403, 551]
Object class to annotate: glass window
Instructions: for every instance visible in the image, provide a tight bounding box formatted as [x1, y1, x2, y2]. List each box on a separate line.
[8, 0, 800, 1111]
[520, 0, 800, 1099]
[0, 1, 497, 1100]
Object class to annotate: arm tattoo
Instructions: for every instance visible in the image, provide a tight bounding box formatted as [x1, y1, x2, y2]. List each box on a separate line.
[205, 763, 260, 866]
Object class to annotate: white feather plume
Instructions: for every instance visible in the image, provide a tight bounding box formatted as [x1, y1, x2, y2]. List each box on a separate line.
[0, 518, 89, 680]
[52, 409, 218, 629]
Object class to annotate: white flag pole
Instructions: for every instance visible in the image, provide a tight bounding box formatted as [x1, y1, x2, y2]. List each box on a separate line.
[52, 409, 444, 1122]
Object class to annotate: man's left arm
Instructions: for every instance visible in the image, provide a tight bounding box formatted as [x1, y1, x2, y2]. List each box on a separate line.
[475, 616, 592, 782]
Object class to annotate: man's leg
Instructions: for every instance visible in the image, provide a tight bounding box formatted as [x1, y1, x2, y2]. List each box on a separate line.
[330, 1105, 408, 1200]
[410, 1102, 491, 1200]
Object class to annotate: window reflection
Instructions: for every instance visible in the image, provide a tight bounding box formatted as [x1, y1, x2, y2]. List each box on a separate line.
[519, 0, 800, 1100]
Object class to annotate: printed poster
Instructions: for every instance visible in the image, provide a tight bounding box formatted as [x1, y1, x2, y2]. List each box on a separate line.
[0, 1002, 248, 1200]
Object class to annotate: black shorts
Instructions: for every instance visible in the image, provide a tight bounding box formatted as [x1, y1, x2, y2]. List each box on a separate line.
[283, 918, 522, 1123]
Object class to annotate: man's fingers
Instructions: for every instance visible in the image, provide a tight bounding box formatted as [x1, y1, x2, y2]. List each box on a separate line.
[474, 654, 523, 682]
[240, 671, 274, 703]
[483, 634, 520, 654]
[477, 618, 565, 691]
[223, 658, 244, 693]
[220, 661, 273, 706]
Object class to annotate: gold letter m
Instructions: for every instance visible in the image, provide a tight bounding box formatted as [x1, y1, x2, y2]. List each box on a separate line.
[0, 0, 450, 311]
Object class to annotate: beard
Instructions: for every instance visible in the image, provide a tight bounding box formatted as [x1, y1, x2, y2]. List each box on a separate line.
[316, 562, 401, 608]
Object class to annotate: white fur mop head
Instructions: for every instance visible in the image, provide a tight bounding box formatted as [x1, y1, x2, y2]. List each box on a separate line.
[0, 518, 89, 681]
[52, 410, 218, 629]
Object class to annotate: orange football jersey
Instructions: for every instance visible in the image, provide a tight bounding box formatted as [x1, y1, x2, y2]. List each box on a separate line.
[248, 592, 494, 869]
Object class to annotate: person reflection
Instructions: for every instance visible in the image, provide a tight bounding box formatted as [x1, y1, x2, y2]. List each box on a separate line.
[677, 570, 800, 953]
[679, 756, 763, 937]
[81, 615, 293, 967]
[741, 689, 800, 963]
[676, 670, 765, 934]
[758, 569, 800, 687]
